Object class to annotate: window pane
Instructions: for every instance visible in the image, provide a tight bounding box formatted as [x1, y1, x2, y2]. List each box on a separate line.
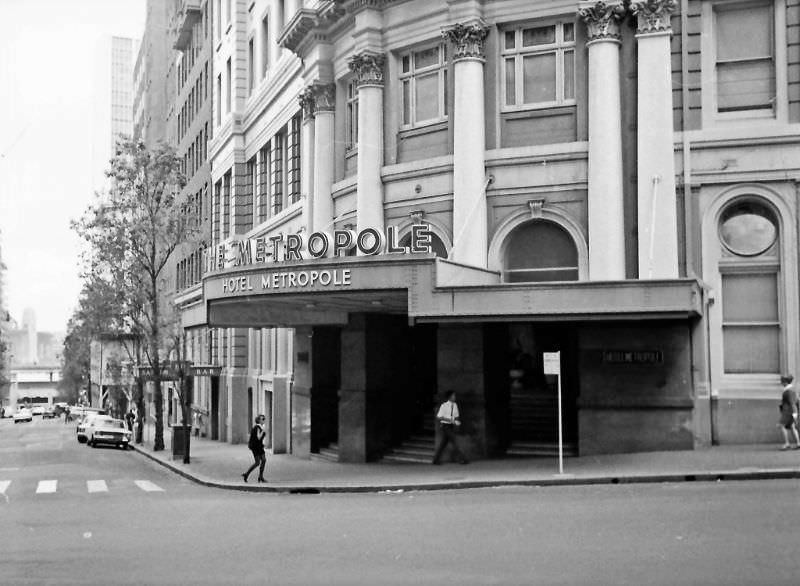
[523, 26, 555, 46]
[505, 58, 516, 106]
[563, 22, 575, 43]
[717, 5, 771, 61]
[523, 53, 556, 104]
[723, 325, 780, 373]
[443, 70, 448, 116]
[717, 60, 775, 112]
[722, 273, 778, 322]
[504, 221, 578, 283]
[564, 50, 575, 100]
[505, 31, 515, 50]
[414, 47, 439, 69]
[402, 80, 410, 124]
[415, 73, 439, 122]
[402, 55, 410, 74]
[719, 202, 777, 255]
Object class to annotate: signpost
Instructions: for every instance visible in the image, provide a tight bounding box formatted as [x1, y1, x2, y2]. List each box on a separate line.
[542, 351, 564, 475]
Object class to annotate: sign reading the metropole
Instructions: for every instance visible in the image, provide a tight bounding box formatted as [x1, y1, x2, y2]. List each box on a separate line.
[204, 224, 433, 274]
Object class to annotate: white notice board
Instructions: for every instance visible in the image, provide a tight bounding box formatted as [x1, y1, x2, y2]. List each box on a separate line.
[543, 352, 561, 375]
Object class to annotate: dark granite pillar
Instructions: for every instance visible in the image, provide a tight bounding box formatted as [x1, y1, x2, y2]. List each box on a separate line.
[436, 324, 488, 460]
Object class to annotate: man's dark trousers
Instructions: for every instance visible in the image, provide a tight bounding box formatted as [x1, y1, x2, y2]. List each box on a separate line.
[432, 424, 467, 464]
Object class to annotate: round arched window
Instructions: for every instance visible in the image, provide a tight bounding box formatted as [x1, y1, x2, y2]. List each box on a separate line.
[719, 201, 778, 257]
[503, 221, 578, 283]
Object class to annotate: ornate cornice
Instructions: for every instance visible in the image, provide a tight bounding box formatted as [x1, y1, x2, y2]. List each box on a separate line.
[348, 53, 385, 88]
[442, 22, 490, 62]
[577, 1, 627, 44]
[630, 0, 678, 35]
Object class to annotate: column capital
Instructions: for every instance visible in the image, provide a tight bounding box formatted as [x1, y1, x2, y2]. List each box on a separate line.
[630, 0, 677, 35]
[348, 53, 385, 88]
[578, 1, 627, 44]
[442, 21, 490, 62]
[299, 86, 316, 120]
[306, 82, 335, 114]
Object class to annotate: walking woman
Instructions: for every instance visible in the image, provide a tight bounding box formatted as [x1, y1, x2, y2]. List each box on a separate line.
[242, 415, 267, 482]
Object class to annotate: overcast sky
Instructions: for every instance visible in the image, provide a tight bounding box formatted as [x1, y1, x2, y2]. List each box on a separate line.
[0, 0, 146, 333]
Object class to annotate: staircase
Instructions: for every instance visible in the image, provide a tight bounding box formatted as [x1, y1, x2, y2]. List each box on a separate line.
[508, 389, 577, 457]
[382, 416, 436, 463]
[311, 442, 340, 462]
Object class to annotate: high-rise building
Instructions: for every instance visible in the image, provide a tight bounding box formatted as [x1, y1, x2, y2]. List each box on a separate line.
[133, 0, 172, 147]
[111, 36, 138, 147]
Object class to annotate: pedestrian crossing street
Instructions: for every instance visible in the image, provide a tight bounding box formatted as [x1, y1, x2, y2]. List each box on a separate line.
[0, 478, 165, 498]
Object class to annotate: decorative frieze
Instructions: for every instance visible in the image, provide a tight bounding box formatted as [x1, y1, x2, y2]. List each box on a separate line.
[442, 22, 490, 62]
[630, 0, 677, 35]
[578, 1, 627, 44]
[348, 53, 385, 88]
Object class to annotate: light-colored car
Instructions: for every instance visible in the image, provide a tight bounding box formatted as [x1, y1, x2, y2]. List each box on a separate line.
[13, 408, 33, 423]
[77, 414, 113, 443]
[87, 418, 132, 449]
[31, 405, 45, 416]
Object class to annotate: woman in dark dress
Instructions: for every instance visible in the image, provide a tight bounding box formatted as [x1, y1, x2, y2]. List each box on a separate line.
[779, 375, 800, 450]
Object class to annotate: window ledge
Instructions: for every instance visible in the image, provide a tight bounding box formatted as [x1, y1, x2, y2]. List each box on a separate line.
[398, 120, 448, 139]
[501, 105, 576, 120]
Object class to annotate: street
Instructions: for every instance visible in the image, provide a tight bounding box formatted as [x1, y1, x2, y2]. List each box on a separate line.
[1, 418, 797, 585]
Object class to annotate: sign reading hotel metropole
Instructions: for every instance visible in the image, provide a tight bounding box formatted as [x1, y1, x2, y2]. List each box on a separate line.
[205, 224, 434, 294]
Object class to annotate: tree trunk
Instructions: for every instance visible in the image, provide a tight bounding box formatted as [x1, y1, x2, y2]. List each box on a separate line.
[153, 377, 164, 451]
[181, 376, 192, 464]
[135, 377, 145, 444]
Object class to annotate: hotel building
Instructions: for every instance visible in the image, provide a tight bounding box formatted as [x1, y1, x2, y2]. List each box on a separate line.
[165, 0, 800, 460]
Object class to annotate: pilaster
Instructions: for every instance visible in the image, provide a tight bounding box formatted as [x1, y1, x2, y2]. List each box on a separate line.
[443, 21, 490, 268]
[306, 82, 335, 233]
[349, 52, 386, 235]
[631, 0, 679, 278]
[578, 1, 627, 280]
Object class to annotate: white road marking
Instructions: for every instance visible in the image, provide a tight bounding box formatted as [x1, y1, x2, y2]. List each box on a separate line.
[134, 480, 164, 492]
[0, 467, 20, 472]
[87, 480, 108, 493]
[36, 480, 57, 494]
[0, 481, 10, 494]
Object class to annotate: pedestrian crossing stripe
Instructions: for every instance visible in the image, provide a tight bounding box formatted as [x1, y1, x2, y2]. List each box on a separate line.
[0, 480, 164, 494]
[134, 480, 164, 492]
[36, 480, 57, 494]
[87, 480, 108, 493]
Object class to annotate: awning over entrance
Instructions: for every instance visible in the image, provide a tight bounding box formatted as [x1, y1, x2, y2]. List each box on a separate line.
[201, 256, 704, 328]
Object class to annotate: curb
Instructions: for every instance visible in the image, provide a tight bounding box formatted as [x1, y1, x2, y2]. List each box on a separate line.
[131, 444, 800, 494]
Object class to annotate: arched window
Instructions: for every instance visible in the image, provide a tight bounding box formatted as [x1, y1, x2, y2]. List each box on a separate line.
[400, 231, 448, 258]
[503, 221, 578, 283]
[719, 199, 781, 374]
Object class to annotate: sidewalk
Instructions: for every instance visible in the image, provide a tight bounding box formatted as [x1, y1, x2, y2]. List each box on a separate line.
[131, 423, 800, 493]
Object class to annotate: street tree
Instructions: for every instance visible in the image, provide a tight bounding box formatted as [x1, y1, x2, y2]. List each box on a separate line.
[73, 138, 195, 451]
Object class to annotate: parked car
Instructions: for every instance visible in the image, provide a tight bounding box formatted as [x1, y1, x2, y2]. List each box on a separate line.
[42, 406, 56, 419]
[31, 405, 45, 416]
[77, 414, 113, 444]
[13, 408, 33, 424]
[87, 418, 132, 449]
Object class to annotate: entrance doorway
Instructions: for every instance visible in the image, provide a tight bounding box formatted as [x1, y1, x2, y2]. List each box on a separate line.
[498, 323, 579, 456]
[210, 376, 220, 441]
[310, 326, 340, 454]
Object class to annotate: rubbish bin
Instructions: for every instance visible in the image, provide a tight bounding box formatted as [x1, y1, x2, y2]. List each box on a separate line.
[171, 425, 191, 460]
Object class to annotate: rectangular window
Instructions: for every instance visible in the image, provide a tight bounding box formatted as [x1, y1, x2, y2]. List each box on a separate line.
[248, 38, 255, 96]
[714, 1, 775, 113]
[226, 58, 232, 113]
[261, 15, 270, 78]
[215, 0, 221, 40]
[216, 74, 222, 125]
[346, 79, 359, 150]
[287, 116, 301, 205]
[257, 144, 270, 223]
[399, 44, 448, 127]
[213, 179, 222, 243]
[246, 156, 257, 226]
[502, 21, 575, 110]
[270, 132, 284, 216]
[722, 271, 780, 373]
[222, 170, 231, 238]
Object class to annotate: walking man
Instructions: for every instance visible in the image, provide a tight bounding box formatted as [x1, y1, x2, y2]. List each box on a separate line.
[242, 414, 267, 482]
[779, 374, 800, 450]
[432, 390, 468, 465]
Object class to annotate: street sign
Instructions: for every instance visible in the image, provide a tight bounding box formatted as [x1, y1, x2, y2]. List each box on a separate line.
[543, 352, 561, 375]
[189, 365, 222, 377]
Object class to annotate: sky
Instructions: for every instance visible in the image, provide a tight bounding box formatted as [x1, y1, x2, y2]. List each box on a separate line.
[0, 0, 146, 333]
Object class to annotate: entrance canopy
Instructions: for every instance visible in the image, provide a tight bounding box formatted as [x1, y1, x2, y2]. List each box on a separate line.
[198, 255, 704, 328]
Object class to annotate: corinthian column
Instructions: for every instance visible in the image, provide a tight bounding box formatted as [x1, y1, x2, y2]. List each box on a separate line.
[443, 22, 490, 268]
[298, 87, 316, 232]
[307, 83, 335, 233]
[631, 0, 679, 278]
[349, 53, 385, 237]
[578, 1, 627, 280]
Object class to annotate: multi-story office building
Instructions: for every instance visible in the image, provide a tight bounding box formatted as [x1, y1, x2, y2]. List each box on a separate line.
[134, 0, 173, 146]
[171, 0, 800, 460]
[111, 37, 139, 147]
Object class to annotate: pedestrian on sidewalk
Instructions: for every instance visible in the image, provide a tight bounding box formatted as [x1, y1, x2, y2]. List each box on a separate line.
[432, 390, 468, 465]
[125, 409, 135, 433]
[779, 374, 800, 450]
[242, 414, 267, 483]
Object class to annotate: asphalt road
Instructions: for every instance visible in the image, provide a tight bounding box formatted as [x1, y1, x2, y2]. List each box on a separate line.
[1, 417, 797, 585]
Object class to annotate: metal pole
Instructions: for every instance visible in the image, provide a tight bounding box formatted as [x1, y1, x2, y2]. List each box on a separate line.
[557, 351, 563, 475]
